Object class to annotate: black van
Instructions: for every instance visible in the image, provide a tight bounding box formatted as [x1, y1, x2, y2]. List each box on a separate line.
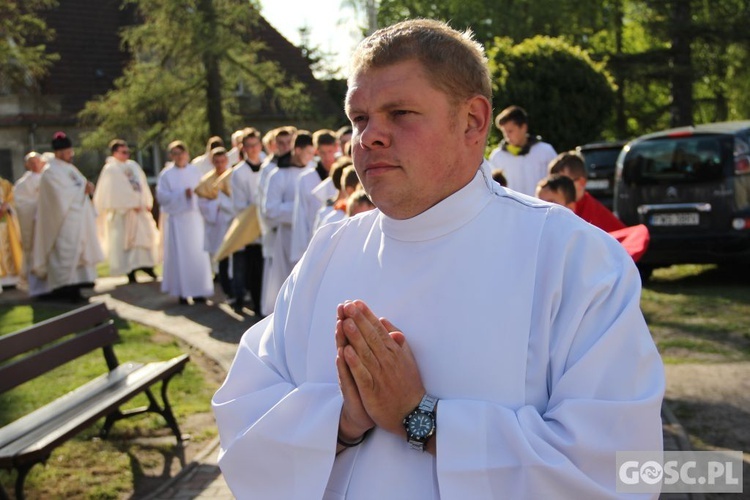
[576, 141, 627, 210]
[614, 121, 750, 276]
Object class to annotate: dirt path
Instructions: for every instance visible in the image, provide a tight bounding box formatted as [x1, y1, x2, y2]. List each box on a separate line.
[664, 362, 750, 498]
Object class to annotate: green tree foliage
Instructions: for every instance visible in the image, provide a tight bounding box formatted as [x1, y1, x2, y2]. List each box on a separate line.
[488, 36, 616, 151]
[361, 0, 750, 141]
[0, 0, 58, 92]
[80, 0, 311, 153]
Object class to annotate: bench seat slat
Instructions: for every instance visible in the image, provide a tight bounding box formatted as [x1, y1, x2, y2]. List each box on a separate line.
[0, 363, 143, 450]
[0, 303, 111, 363]
[0, 354, 189, 468]
[0, 323, 119, 394]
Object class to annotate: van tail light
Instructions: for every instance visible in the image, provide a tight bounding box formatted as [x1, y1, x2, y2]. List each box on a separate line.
[668, 130, 694, 138]
[736, 156, 750, 174]
[732, 217, 750, 230]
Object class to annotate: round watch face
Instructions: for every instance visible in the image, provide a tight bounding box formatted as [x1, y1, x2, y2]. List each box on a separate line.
[407, 412, 434, 439]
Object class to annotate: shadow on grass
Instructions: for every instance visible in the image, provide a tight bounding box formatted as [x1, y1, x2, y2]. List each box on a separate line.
[123, 439, 187, 499]
[641, 265, 750, 361]
[667, 398, 750, 497]
[646, 265, 750, 299]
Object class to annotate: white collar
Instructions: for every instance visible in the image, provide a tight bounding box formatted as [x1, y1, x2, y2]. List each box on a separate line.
[380, 163, 493, 242]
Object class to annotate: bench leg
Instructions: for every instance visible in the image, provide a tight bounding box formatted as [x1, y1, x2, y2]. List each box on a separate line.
[160, 374, 184, 442]
[99, 374, 185, 442]
[13, 463, 34, 500]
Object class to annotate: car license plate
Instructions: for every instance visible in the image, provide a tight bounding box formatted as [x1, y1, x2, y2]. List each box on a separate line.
[650, 213, 700, 226]
[587, 179, 609, 190]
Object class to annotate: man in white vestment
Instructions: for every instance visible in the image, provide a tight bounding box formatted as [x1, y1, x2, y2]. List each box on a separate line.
[31, 132, 104, 302]
[230, 128, 265, 315]
[157, 140, 213, 304]
[289, 129, 339, 265]
[196, 147, 234, 298]
[213, 20, 664, 499]
[256, 126, 297, 313]
[93, 139, 158, 283]
[487, 105, 557, 196]
[14, 152, 48, 295]
[258, 132, 315, 316]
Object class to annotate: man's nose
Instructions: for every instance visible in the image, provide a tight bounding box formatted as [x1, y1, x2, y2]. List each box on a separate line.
[359, 117, 390, 150]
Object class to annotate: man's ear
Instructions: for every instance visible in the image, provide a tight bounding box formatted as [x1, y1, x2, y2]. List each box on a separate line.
[465, 95, 492, 146]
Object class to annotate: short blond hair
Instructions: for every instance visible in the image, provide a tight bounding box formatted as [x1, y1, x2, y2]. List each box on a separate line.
[348, 19, 491, 105]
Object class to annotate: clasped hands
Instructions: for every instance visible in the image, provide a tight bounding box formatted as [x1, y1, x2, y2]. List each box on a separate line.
[336, 300, 426, 445]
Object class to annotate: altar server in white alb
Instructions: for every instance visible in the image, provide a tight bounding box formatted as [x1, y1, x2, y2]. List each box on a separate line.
[289, 129, 339, 264]
[14, 152, 48, 295]
[156, 140, 213, 304]
[229, 128, 265, 315]
[213, 20, 665, 499]
[258, 132, 315, 316]
[487, 105, 557, 196]
[93, 139, 158, 283]
[32, 132, 104, 302]
[196, 147, 234, 298]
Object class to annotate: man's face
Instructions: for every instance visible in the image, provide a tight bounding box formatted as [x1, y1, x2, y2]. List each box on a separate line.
[112, 144, 130, 162]
[317, 144, 338, 169]
[499, 121, 528, 148]
[212, 154, 228, 173]
[338, 133, 352, 152]
[242, 137, 262, 161]
[275, 134, 293, 156]
[26, 157, 45, 173]
[345, 59, 473, 219]
[559, 167, 586, 201]
[56, 147, 74, 163]
[170, 148, 188, 167]
[295, 145, 316, 166]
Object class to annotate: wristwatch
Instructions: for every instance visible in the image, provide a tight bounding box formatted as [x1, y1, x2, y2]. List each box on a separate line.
[402, 394, 439, 451]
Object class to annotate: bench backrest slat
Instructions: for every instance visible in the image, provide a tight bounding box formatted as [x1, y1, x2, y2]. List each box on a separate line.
[0, 322, 120, 394]
[0, 303, 111, 364]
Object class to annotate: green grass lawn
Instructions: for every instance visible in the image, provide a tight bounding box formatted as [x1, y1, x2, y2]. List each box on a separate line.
[641, 264, 750, 363]
[0, 303, 219, 499]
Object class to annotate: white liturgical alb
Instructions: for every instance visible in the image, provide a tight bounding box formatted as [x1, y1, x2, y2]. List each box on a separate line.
[213, 164, 664, 499]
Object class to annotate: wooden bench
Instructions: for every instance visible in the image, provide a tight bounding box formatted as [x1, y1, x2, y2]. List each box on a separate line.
[0, 302, 190, 499]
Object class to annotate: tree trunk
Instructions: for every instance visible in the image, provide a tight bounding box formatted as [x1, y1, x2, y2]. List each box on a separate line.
[670, 0, 693, 127]
[198, 0, 225, 140]
[613, 0, 627, 138]
[204, 54, 225, 139]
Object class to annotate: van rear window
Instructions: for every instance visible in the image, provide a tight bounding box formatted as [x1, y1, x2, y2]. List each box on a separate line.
[622, 135, 729, 185]
[582, 148, 621, 172]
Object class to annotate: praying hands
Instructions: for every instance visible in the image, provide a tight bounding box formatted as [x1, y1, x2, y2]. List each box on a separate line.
[335, 300, 427, 449]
